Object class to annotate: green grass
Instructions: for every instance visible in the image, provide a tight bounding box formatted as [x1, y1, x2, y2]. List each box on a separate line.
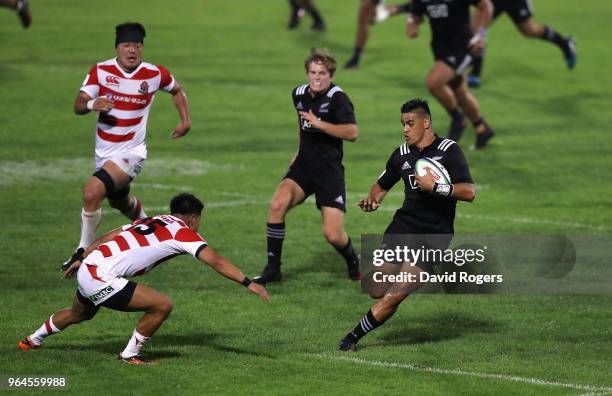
[1, 1, 611, 394]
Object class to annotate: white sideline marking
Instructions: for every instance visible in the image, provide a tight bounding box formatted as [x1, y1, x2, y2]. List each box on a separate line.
[308, 354, 612, 393]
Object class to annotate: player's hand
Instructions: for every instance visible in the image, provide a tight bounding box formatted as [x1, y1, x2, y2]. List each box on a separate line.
[248, 283, 270, 302]
[299, 110, 321, 129]
[468, 28, 487, 53]
[63, 259, 82, 279]
[357, 197, 380, 212]
[171, 122, 191, 139]
[415, 169, 436, 192]
[93, 98, 114, 113]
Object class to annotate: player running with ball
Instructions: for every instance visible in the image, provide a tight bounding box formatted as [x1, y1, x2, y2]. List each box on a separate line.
[338, 99, 475, 351]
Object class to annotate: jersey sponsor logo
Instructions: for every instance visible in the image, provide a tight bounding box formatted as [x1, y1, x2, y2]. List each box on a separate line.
[138, 81, 149, 95]
[105, 75, 120, 85]
[88, 285, 115, 303]
[106, 94, 147, 105]
[427, 3, 448, 18]
[402, 161, 411, 170]
[334, 195, 344, 204]
[296, 101, 303, 110]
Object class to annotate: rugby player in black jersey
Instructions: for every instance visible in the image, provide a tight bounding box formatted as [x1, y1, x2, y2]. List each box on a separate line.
[254, 49, 361, 285]
[408, 0, 495, 148]
[338, 99, 475, 351]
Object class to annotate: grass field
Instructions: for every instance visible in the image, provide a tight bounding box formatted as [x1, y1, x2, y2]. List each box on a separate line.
[1, 1, 611, 394]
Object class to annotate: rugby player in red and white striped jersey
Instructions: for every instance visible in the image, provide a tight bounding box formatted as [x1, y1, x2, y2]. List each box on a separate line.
[62, 22, 192, 272]
[20, 194, 270, 365]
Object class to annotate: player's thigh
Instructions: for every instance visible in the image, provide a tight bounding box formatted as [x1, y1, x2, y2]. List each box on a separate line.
[383, 263, 425, 302]
[71, 292, 100, 321]
[124, 283, 172, 313]
[427, 61, 456, 87]
[366, 262, 401, 298]
[517, 18, 543, 37]
[101, 160, 132, 190]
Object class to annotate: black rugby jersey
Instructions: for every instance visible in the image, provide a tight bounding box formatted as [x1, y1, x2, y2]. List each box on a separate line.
[377, 136, 473, 234]
[412, 0, 479, 50]
[292, 83, 356, 171]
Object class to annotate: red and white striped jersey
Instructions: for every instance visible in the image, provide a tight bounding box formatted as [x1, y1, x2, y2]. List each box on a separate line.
[80, 58, 176, 160]
[83, 215, 207, 278]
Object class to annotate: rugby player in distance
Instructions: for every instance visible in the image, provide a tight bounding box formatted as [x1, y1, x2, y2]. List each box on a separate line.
[20, 194, 270, 364]
[254, 48, 361, 285]
[62, 22, 192, 271]
[0, 0, 31, 28]
[338, 99, 475, 351]
[468, 0, 577, 88]
[408, 0, 495, 148]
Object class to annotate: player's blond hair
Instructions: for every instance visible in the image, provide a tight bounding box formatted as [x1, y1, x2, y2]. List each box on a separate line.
[304, 48, 337, 77]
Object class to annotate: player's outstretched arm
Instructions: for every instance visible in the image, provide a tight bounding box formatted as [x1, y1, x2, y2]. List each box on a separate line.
[358, 182, 388, 212]
[74, 92, 114, 115]
[169, 80, 191, 139]
[63, 227, 123, 278]
[469, 0, 493, 51]
[198, 246, 270, 302]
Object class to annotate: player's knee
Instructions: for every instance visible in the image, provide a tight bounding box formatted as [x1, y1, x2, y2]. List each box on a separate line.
[158, 299, 173, 317]
[270, 196, 289, 216]
[83, 184, 104, 206]
[426, 76, 441, 92]
[322, 226, 343, 246]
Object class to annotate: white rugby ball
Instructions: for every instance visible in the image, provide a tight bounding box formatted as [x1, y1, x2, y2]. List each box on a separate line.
[415, 158, 451, 185]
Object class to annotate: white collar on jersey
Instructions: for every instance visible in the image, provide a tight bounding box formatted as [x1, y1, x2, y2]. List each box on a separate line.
[113, 57, 145, 78]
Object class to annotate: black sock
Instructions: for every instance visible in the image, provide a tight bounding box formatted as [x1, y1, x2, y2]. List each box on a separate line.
[448, 108, 463, 122]
[470, 51, 484, 77]
[334, 237, 359, 266]
[266, 222, 285, 269]
[305, 4, 324, 25]
[542, 25, 568, 50]
[472, 117, 484, 128]
[351, 47, 362, 61]
[346, 309, 385, 342]
[288, 0, 300, 13]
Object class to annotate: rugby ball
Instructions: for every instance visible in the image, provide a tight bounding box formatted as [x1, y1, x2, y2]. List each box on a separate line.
[415, 158, 451, 185]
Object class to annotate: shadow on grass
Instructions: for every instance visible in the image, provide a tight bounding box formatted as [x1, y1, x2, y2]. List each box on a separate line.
[362, 311, 502, 348]
[44, 332, 276, 360]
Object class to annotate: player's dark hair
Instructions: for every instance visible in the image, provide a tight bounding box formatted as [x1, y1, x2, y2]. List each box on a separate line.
[304, 47, 337, 77]
[401, 99, 432, 119]
[115, 22, 146, 47]
[170, 193, 204, 216]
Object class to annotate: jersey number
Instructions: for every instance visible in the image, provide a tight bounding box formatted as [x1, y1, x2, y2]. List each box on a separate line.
[132, 218, 167, 235]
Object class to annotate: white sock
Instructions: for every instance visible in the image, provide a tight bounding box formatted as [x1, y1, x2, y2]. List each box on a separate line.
[78, 207, 102, 249]
[124, 197, 147, 221]
[30, 315, 61, 345]
[120, 329, 150, 359]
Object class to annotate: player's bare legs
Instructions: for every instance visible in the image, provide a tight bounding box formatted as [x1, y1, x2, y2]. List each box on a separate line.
[452, 76, 495, 148]
[426, 62, 466, 141]
[339, 264, 425, 351]
[345, 0, 376, 69]
[254, 179, 306, 284]
[18, 295, 98, 350]
[268, 178, 306, 224]
[517, 18, 576, 69]
[108, 283, 173, 364]
[63, 161, 145, 270]
[321, 206, 361, 280]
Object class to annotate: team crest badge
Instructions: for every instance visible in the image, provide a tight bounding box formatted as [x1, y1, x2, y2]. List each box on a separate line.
[139, 81, 149, 95]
